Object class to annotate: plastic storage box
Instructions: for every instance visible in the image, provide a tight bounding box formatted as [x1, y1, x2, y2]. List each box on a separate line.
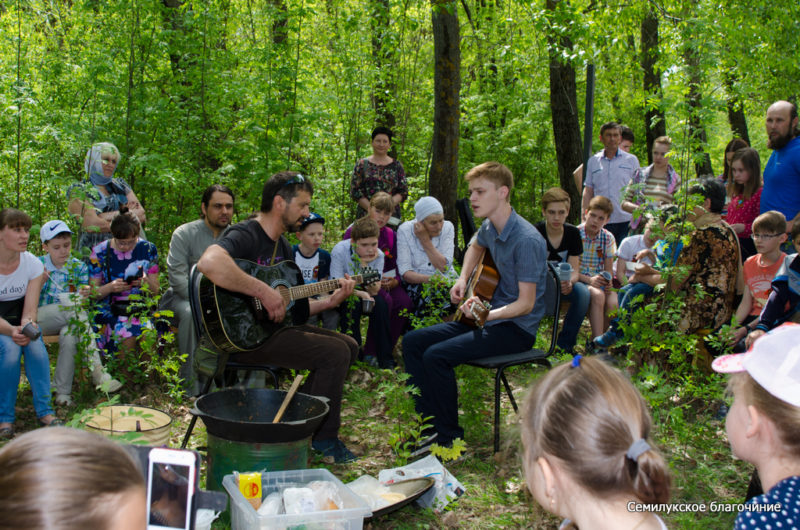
[223, 468, 372, 530]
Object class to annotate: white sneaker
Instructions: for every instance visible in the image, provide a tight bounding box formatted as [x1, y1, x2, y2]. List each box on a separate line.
[92, 367, 123, 393]
[55, 394, 73, 406]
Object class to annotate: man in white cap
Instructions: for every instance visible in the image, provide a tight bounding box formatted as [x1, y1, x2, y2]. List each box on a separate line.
[37, 220, 121, 406]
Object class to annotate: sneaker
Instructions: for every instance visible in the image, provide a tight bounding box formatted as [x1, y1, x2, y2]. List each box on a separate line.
[54, 394, 73, 407]
[362, 355, 379, 368]
[312, 438, 358, 463]
[593, 328, 622, 349]
[93, 367, 123, 393]
[408, 429, 440, 459]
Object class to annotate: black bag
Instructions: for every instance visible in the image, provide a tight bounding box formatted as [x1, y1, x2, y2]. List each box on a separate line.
[0, 298, 24, 326]
[110, 301, 136, 317]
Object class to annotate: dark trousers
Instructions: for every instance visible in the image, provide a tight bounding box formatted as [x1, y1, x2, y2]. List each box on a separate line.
[341, 295, 394, 367]
[402, 321, 534, 443]
[231, 324, 358, 440]
[605, 221, 630, 246]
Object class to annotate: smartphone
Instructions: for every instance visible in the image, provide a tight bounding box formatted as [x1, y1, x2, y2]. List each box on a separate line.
[146, 448, 196, 530]
[125, 265, 144, 284]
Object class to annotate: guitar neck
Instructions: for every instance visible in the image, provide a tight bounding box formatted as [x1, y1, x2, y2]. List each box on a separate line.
[288, 275, 363, 301]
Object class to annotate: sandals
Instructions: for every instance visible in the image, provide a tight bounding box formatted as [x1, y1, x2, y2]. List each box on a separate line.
[38, 417, 65, 427]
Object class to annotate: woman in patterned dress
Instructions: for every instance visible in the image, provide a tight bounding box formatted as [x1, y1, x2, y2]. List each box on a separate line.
[350, 127, 408, 220]
[89, 207, 159, 363]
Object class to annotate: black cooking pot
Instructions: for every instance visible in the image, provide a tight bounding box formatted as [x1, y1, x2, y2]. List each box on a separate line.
[191, 388, 330, 444]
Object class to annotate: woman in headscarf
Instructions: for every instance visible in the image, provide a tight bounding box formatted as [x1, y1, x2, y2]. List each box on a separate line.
[67, 142, 146, 251]
[396, 196, 456, 319]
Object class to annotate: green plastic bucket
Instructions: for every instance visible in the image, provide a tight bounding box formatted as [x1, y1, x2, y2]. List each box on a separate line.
[206, 433, 309, 491]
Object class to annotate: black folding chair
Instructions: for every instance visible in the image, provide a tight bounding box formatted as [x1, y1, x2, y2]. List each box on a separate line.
[465, 262, 562, 453]
[181, 265, 280, 449]
[455, 198, 477, 266]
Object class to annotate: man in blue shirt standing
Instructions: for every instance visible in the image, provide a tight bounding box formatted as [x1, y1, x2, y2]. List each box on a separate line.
[761, 100, 800, 233]
[402, 161, 548, 453]
[581, 121, 640, 244]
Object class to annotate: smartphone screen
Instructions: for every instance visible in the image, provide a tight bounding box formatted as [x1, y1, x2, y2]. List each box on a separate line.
[148, 461, 192, 529]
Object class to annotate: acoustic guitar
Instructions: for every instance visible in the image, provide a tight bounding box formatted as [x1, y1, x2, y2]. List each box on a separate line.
[454, 248, 499, 328]
[198, 259, 380, 353]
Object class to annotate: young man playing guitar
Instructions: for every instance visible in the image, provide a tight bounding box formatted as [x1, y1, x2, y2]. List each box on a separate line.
[197, 171, 360, 463]
[402, 162, 548, 454]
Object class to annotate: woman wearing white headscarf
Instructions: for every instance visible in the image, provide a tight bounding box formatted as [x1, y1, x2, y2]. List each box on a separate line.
[396, 196, 456, 318]
[67, 143, 146, 251]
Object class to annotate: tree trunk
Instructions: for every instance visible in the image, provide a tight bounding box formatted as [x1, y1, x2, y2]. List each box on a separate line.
[684, 45, 713, 177]
[725, 71, 750, 144]
[429, 0, 460, 223]
[546, 0, 583, 223]
[641, 9, 666, 165]
[371, 0, 396, 131]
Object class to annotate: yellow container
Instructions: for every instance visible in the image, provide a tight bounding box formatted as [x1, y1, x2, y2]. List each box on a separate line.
[85, 404, 172, 446]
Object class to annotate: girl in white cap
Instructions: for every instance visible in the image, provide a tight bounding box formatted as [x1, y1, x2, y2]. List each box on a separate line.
[713, 323, 800, 529]
[521, 355, 671, 529]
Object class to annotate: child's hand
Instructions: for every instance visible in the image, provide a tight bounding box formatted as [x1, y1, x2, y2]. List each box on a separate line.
[746, 329, 766, 349]
[731, 326, 748, 346]
[560, 280, 573, 295]
[78, 285, 91, 298]
[108, 278, 129, 293]
[589, 274, 609, 289]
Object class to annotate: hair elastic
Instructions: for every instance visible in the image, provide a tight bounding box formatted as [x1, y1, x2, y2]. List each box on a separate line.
[571, 355, 583, 368]
[626, 438, 651, 461]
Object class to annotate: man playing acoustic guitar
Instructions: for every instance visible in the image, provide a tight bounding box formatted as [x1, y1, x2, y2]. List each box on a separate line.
[197, 171, 361, 463]
[402, 162, 548, 455]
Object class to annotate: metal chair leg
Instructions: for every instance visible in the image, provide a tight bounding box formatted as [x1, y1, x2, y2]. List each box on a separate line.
[494, 368, 503, 453]
[181, 375, 215, 449]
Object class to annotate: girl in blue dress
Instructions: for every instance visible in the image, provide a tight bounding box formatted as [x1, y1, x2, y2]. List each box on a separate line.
[89, 207, 159, 360]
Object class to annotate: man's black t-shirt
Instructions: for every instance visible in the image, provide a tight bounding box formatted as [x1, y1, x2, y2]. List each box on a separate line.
[217, 219, 292, 266]
[534, 221, 583, 263]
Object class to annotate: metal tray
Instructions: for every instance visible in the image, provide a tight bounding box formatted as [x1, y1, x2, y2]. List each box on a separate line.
[367, 477, 436, 519]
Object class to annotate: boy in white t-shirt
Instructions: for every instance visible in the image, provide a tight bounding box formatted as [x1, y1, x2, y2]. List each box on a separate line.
[615, 218, 656, 285]
[330, 217, 392, 367]
[292, 213, 338, 330]
[37, 220, 121, 405]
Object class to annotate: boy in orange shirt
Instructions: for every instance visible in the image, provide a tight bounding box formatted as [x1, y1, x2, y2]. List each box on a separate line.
[730, 211, 787, 351]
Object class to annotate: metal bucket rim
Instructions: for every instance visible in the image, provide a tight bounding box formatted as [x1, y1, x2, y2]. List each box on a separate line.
[192, 388, 330, 425]
[84, 404, 173, 434]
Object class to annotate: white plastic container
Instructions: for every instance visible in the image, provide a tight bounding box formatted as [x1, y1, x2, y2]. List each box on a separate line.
[223, 469, 372, 530]
[194, 509, 219, 530]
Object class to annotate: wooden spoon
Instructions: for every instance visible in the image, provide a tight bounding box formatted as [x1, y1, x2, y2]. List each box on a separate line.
[272, 374, 304, 423]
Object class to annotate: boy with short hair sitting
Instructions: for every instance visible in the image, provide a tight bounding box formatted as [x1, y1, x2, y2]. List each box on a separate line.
[615, 218, 657, 286]
[593, 213, 682, 349]
[728, 211, 787, 351]
[746, 212, 800, 348]
[330, 216, 394, 368]
[577, 196, 618, 340]
[293, 212, 338, 330]
[37, 220, 121, 406]
[534, 187, 588, 353]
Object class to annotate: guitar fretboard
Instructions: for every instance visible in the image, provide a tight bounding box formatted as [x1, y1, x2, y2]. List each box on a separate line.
[282, 275, 365, 302]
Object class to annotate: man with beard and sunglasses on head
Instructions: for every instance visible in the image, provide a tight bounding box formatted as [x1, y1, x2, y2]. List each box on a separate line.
[162, 184, 235, 394]
[762, 101, 800, 234]
[197, 171, 360, 463]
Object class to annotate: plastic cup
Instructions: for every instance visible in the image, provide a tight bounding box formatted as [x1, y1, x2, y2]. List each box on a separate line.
[362, 299, 375, 314]
[557, 263, 572, 282]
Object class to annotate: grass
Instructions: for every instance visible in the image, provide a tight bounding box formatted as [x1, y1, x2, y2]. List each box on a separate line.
[2, 324, 753, 529]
